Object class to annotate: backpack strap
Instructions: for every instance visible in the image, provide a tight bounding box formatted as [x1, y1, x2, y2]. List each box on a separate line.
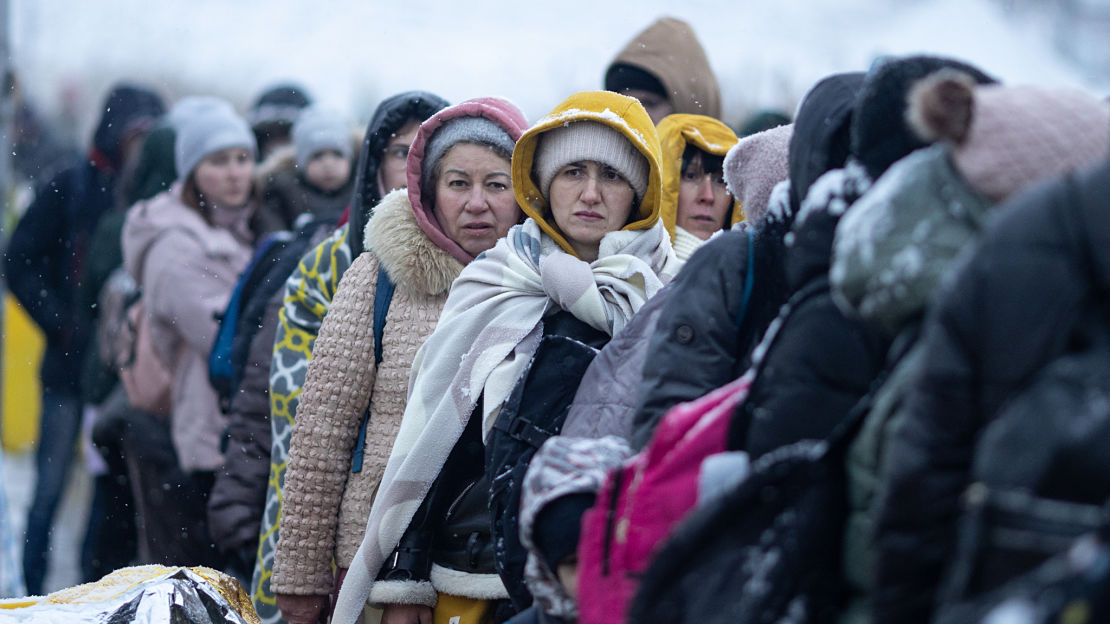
[736, 227, 756, 326]
[352, 264, 396, 473]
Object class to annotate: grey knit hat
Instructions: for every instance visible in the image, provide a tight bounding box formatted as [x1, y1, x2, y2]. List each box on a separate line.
[420, 116, 516, 199]
[165, 96, 236, 133]
[292, 106, 353, 170]
[174, 104, 257, 178]
[533, 121, 649, 200]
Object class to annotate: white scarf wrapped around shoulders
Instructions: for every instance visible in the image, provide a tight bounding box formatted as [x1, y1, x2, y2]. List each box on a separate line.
[333, 218, 676, 622]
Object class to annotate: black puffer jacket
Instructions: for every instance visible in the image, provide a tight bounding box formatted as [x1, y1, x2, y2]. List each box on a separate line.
[873, 157, 1110, 624]
[346, 91, 449, 258]
[730, 167, 889, 458]
[630, 71, 866, 451]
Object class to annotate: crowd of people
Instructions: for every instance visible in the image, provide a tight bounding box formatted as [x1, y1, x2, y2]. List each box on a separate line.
[6, 13, 1110, 624]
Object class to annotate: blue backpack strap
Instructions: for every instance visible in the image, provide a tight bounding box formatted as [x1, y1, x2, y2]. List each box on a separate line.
[352, 265, 396, 473]
[736, 227, 756, 326]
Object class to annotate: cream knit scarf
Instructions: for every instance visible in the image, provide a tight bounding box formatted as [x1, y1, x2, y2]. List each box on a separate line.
[333, 218, 676, 623]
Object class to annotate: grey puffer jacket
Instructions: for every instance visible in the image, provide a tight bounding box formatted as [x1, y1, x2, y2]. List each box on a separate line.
[561, 282, 672, 441]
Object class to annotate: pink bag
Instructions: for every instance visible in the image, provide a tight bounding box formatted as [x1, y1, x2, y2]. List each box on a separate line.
[116, 299, 174, 416]
[577, 374, 753, 624]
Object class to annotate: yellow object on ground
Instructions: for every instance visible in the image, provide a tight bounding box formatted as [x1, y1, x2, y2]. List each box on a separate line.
[2, 293, 43, 452]
[433, 592, 493, 624]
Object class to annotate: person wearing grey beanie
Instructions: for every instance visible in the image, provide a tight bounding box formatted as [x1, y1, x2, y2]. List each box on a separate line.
[292, 106, 353, 171]
[119, 100, 258, 581]
[419, 115, 517, 205]
[252, 106, 356, 234]
[175, 105, 257, 185]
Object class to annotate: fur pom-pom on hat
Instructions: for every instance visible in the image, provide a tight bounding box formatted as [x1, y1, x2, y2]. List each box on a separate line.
[905, 69, 978, 145]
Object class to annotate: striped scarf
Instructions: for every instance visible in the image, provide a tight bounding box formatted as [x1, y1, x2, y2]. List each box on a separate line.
[333, 218, 676, 623]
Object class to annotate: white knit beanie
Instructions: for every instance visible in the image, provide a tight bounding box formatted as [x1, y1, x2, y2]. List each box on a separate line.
[292, 106, 353, 170]
[175, 105, 257, 178]
[533, 121, 649, 200]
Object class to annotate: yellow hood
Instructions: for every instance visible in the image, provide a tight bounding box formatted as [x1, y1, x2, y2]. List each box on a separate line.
[512, 90, 663, 257]
[656, 113, 744, 241]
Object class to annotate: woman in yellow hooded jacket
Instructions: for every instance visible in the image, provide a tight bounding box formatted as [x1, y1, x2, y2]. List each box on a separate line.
[331, 91, 679, 624]
[656, 113, 743, 261]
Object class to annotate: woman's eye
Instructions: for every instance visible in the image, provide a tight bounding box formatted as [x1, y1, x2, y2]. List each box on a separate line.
[563, 167, 583, 178]
[602, 167, 622, 181]
[713, 176, 728, 187]
[682, 170, 699, 182]
[448, 179, 468, 188]
[488, 181, 507, 191]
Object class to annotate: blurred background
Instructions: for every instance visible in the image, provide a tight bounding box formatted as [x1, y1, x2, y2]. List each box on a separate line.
[0, 0, 1108, 596]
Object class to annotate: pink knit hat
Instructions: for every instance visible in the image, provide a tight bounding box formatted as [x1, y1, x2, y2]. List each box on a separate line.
[722, 123, 793, 223]
[907, 70, 1110, 203]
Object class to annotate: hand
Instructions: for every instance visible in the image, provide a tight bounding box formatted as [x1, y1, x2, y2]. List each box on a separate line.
[276, 593, 330, 624]
[381, 603, 434, 624]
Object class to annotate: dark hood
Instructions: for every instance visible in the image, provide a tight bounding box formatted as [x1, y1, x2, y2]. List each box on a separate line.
[786, 164, 871, 293]
[347, 90, 449, 258]
[92, 84, 166, 171]
[787, 72, 866, 215]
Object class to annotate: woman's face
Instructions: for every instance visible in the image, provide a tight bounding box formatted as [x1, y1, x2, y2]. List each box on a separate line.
[675, 152, 732, 241]
[433, 143, 520, 257]
[194, 147, 254, 208]
[548, 160, 636, 262]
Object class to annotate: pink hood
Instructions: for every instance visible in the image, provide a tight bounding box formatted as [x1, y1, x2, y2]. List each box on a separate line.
[405, 97, 530, 265]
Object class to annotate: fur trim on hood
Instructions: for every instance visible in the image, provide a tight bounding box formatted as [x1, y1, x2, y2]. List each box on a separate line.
[363, 188, 464, 296]
[405, 97, 530, 265]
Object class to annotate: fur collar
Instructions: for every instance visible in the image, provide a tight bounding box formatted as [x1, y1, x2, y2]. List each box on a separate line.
[363, 188, 464, 296]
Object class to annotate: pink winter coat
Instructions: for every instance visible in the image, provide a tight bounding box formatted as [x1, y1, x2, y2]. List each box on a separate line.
[121, 184, 253, 472]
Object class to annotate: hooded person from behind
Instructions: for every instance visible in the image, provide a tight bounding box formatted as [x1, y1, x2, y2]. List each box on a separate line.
[868, 74, 1110, 624]
[5, 82, 165, 596]
[629, 71, 863, 451]
[605, 16, 722, 123]
[252, 90, 448, 624]
[271, 97, 529, 624]
[727, 57, 997, 463]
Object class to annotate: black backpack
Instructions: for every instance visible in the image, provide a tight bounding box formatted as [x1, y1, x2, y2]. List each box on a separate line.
[936, 316, 1110, 611]
[485, 313, 607, 611]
